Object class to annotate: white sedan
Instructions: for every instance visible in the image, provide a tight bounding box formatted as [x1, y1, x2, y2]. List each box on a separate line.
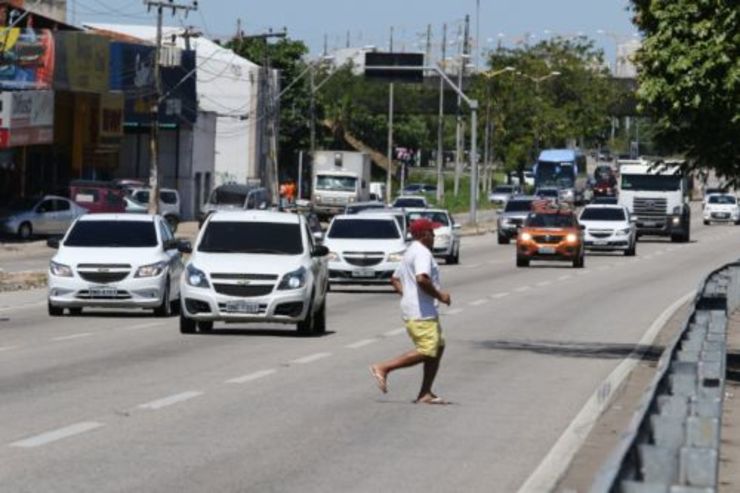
[406, 208, 461, 264]
[703, 194, 740, 225]
[47, 214, 186, 316]
[578, 204, 637, 256]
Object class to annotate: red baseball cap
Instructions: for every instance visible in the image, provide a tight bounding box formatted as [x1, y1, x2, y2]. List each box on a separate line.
[409, 218, 435, 238]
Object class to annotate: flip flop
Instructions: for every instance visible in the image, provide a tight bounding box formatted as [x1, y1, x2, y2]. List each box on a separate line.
[369, 366, 387, 394]
[416, 396, 450, 405]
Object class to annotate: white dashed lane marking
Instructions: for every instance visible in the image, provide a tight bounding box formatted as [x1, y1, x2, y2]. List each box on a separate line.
[291, 352, 332, 364]
[491, 292, 510, 299]
[468, 299, 488, 306]
[558, 275, 572, 281]
[463, 263, 482, 269]
[383, 328, 406, 337]
[536, 281, 552, 287]
[346, 339, 378, 349]
[52, 333, 93, 342]
[0, 345, 19, 352]
[123, 322, 166, 331]
[137, 391, 203, 410]
[515, 286, 531, 292]
[225, 369, 276, 384]
[10, 422, 104, 448]
[443, 308, 464, 316]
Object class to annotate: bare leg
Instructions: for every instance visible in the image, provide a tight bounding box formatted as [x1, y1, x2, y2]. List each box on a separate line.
[370, 350, 426, 393]
[417, 345, 445, 402]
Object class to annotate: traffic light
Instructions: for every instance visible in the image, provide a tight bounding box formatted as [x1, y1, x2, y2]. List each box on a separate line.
[364, 52, 424, 83]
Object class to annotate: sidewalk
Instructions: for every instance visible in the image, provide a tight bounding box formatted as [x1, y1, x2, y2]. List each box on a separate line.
[719, 310, 740, 492]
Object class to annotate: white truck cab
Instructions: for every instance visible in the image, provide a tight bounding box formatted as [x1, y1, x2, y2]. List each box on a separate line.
[618, 158, 691, 242]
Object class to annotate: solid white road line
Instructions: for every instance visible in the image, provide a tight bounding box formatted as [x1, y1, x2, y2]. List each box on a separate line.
[52, 333, 93, 342]
[383, 328, 406, 337]
[468, 299, 489, 306]
[137, 391, 203, 410]
[491, 292, 510, 299]
[346, 338, 378, 349]
[225, 369, 276, 384]
[291, 352, 332, 364]
[516, 290, 695, 493]
[10, 422, 104, 448]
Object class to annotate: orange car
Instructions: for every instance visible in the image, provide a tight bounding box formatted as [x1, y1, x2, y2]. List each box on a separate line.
[516, 204, 585, 268]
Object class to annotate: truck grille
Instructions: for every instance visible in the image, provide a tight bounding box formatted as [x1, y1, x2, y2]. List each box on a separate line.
[633, 197, 667, 219]
[213, 284, 274, 297]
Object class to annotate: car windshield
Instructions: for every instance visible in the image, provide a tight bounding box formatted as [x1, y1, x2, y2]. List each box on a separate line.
[708, 195, 736, 204]
[393, 198, 425, 208]
[65, 221, 158, 247]
[316, 175, 357, 192]
[621, 174, 681, 191]
[580, 208, 626, 221]
[493, 186, 513, 193]
[209, 189, 247, 206]
[526, 213, 575, 228]
[328, 219, 400, 239]
[407, 211, 450, 226]
[198, 222, 303, 255]
[504, 200, 533, 212]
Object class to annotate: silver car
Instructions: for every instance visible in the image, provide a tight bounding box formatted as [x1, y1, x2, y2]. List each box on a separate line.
[496, 196, 535, 244]
[489, 184, 522, 205]
[0, 195, 87, 240]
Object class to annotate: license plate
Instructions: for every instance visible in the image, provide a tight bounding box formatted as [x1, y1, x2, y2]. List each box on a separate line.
[89, 286, 117, 297]
[642, 221, 656, 227]
[351, 269, 375, 278]
[538, 246, 556, 254]
[225, 300, 260, 314]
[593, 240, 608, 246]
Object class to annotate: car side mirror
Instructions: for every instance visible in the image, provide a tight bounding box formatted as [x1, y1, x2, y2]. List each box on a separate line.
[312, 245, 329, 257]
[452, 224, 461, 230]
[46, 237, 60, 249]
[405, 232, 413, 242]
[176, 240, 193, 254]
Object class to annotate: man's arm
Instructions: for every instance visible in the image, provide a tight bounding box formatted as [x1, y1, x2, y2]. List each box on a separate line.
[390, 276, 403, 295]
[415, 273, 451, 305]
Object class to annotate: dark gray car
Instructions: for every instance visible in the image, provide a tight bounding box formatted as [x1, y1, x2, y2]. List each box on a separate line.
[496, 196, 535, 244]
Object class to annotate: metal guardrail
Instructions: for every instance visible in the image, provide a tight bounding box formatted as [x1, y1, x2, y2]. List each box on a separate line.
[590, 261, 740, 493]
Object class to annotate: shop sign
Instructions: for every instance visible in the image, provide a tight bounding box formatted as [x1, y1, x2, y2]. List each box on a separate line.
[0, 90, 54, 147]
[0, 28, 55, 90]
[55, 32, 110, 94]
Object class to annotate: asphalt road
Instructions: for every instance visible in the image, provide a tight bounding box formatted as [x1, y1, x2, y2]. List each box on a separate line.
[1, 208, 739, 493]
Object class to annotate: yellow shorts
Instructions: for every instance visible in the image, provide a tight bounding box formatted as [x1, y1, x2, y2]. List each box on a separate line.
[405, 318, 445, 358]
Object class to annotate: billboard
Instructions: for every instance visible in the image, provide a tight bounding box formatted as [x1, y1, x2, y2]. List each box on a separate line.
[0, 90, 54, 147]
[0, 28, 55, 90]
[54, 32, 109, 93]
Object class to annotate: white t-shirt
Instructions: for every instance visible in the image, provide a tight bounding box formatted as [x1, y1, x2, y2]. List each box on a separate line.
[395, 241, 441, 320]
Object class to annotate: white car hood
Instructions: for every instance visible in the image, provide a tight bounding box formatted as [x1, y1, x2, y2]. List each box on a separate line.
[323, 238, 406, 254]
[580, 219, 629, 230]
[190, 252, 305, 275]
[54, 246, 163, 267]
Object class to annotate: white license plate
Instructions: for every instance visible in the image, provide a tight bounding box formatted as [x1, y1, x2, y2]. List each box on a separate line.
[642, 221, 656, 227]
[225, 300, 260, 313]
[593, 240, 608, 246]
[351, 269, 375, 278]
[538, 246, 556, 254]
[89, 286, 117, 297]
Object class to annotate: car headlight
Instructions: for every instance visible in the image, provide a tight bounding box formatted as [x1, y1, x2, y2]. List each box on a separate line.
[185, 264, 210, 288]
[672, 216, 681, 225]
[327, 251, 339, 261]
[566, 233, 578, 243]
[278, 266, 307, 290]
[135, 261, 168, 278]
[520, 232, 532, 241]
[436, 234, 451, 242]
[387, 250, 405, 262]
[616, 228, 631, 236]
[672, 206, 682, 215]
[50, 261, 73, 277]
[315, 194, 322, 202]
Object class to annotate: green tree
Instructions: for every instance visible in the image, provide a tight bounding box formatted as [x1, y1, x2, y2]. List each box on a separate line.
[630, 0, 739, 179]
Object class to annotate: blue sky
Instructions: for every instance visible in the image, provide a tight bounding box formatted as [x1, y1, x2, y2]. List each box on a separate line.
[74, 0, 638, 68]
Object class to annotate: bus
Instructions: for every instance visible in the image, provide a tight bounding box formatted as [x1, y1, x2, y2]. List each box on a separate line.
[534, 149, 588, 204]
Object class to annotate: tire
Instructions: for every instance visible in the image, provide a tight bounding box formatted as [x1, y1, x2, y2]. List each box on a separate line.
[154, 281, 172, 317]
[197, 321, 213, 332]
[165, 215, 179, 233]
[624, 242, 636, 257]
[180, 314, 196, 334]
[573, 254, 585, 268]
[297, 300, 315, 336]
[48, 301, 63, 317]
[446, 245, 459, 265]
[703, 220, 710, 225]
[68, 307, 83, 316]
[516, 256, 529, 267]
[169, 294, 181, 315]
[18, 222, 32, 240]
[498, 234, 510, 245]
[313, 300, 327, 334]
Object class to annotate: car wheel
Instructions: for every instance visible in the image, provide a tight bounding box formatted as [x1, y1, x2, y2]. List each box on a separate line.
[180, 314, 196, 334]
[703, 220, 710, 225]
[453, 246, 460, 265]
[18, 222, 32, 240]
[48, 301, 63, 317]
[197, 321, 213, 332]
[154, 281, 172, 317]
[297, 299, 315, 336]
[624, 242, 636, 256]
[573, 254, 585, 268]
[516, 256, 529, 267]
[68, 307, 83, 316]
[313, 300, 327, 334]
[497, 234, 510, 245]
[165, 215, 179, 233]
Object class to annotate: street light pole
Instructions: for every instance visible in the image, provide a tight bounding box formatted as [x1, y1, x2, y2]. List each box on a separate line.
[386, 83, 394, 204]
[436, 23, 447, 204]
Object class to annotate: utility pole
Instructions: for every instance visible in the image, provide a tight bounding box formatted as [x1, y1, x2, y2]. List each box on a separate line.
[180, 26, 201, 51]
[453, 16, 469, 197]
[435, 23, 447, 203]
[425, 24, 432, 64]
[144, 0, 197, 215]
[386, 25, 395, 204]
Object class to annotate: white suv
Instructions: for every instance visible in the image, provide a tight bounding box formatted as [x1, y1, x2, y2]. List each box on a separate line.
[578, 204, 637, 256]
[47, 214, 186, 316]
[703, 193, 740, 225]
[323, 214, 406, 286]
[179, 210, 329, 336]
